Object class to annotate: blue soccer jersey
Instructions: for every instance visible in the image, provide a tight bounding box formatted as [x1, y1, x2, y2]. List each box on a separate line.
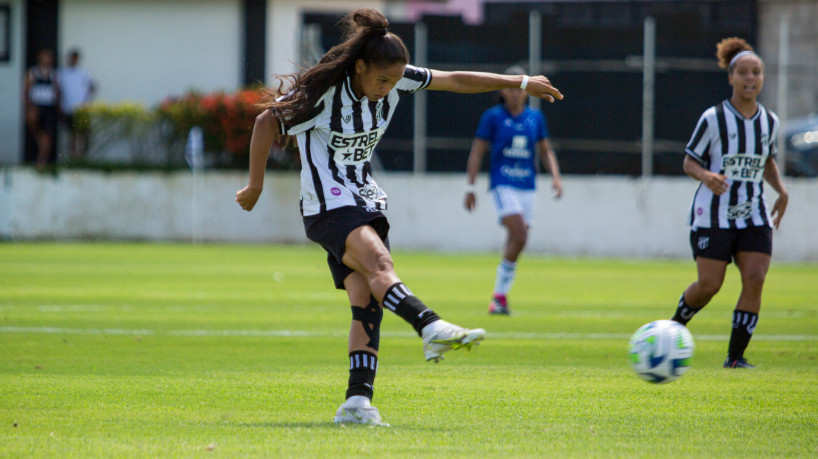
[475, 105, 548, 190]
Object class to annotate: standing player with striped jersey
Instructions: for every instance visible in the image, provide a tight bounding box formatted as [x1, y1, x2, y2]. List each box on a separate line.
[670, 37, 789, 369]
[24, 49, 60, 169]
[235, 9, 563, 425]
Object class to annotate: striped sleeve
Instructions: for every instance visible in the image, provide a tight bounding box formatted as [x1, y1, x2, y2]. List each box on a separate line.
[395, 64, 432, 94]
[767, 109, 780, 157]
[279, 90, 331, 136]
[685, 109, 713, 166]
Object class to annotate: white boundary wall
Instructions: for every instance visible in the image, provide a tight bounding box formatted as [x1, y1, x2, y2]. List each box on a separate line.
[2, 168, 816, 261]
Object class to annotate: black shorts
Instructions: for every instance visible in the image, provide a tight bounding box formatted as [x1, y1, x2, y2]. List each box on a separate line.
[35, 106, 58, 132]
[303, 206, 390, 290]
[689, 226, 773, 263]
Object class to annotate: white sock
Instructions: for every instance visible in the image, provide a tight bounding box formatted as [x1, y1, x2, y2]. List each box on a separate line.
[494, 258, 517, 296]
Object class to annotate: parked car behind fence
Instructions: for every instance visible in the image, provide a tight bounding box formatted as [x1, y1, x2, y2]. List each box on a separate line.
[785, 114, 818, 177]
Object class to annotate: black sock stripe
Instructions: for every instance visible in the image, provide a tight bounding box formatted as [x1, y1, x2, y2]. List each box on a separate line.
[732, 311, 758, 330]
[383, 282, 412, 311]
[384, 293, 399, 308]
[349, 351, 378, 371]
[747, 313, 758, 334]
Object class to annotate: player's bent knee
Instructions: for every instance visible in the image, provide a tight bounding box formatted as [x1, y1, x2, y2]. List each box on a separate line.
[370, 252, 395, 277]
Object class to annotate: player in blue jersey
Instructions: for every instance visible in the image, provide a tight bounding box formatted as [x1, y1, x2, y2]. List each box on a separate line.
[236, 9, 563, 425]
[464, 66, 563, 315]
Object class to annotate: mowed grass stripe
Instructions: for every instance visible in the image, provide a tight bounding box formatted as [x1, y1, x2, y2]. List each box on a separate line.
[3, 326, 818, 342]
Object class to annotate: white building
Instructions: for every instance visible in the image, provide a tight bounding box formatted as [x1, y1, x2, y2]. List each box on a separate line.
[0, 0, 389, 165]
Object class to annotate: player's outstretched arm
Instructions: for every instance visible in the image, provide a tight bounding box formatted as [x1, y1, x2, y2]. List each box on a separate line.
[427, 70, 563, 102]
[236, 109, 281, 212]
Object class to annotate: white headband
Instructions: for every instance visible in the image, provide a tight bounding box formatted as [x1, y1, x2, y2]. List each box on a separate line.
[728, 50, 757, 71]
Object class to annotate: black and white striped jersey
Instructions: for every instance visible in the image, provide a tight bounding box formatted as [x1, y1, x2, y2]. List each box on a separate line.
[278, 65, 432, 216]
[29, 67, 57, 107]
[685, 99, 779, 229]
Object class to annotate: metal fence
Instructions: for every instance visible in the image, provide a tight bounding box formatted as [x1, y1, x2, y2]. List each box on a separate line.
[303, 0, 817, 177]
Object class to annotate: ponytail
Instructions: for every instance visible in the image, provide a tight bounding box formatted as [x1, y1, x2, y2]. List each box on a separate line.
[260, 8, 409, 129]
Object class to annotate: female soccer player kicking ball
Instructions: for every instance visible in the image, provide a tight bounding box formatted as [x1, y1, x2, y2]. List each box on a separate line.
[236, 9, 562, 426]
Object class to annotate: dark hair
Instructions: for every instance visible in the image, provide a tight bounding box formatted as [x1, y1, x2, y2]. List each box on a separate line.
[261, 8, 410, 129]
[496, 64, 527, 105]
[716, 37, 755, 70]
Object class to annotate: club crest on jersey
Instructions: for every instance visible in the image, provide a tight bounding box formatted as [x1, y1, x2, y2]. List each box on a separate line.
[329, 127, 386, 165]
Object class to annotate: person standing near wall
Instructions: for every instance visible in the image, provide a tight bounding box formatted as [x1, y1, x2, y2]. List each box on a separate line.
[670, 37, 789, 368]
[58, 48, 95, 159]
[463, 65, 563, 316]
[23, 49, 59, 169]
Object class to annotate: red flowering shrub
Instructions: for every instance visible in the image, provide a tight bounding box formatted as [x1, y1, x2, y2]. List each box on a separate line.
[157, 88, 264, 157]
[73, 87, 296, 169]
[220, 89, 263, 155]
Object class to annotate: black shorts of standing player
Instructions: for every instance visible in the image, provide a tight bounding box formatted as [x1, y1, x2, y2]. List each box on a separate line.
[689, 226, 773, 263]
[35, 106, 59, 133]
[303, 206, 391, 289]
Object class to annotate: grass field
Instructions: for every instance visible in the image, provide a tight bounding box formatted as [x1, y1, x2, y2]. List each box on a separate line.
[1, 243, 816, 457]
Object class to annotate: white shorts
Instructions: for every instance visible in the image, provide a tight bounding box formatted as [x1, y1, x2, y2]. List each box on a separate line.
[490, 186, 536, 226]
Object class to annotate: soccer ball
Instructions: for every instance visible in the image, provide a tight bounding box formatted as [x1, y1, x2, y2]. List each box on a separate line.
[628, 320, 694, 384]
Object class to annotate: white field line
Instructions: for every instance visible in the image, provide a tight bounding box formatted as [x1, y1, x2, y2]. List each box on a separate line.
[1, 327, 816, 342]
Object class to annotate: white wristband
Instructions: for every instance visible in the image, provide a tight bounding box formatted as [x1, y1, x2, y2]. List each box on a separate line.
[520, 75, 529, 90]
[465, 183, 476, 194]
